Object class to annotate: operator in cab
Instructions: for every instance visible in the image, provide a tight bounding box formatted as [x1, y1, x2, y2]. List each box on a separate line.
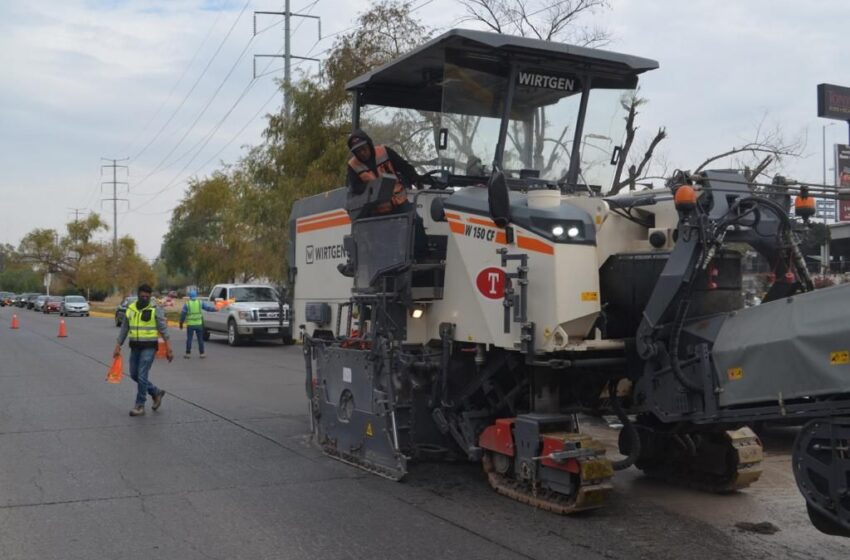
[346, 129, 421, 215]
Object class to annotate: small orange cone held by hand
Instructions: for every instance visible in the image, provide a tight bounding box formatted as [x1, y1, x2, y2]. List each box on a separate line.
[156, 337, 167, 359]
[106, 355, 123, 384]
[57, 319, 68, 338]
[11, 314, 19, 329]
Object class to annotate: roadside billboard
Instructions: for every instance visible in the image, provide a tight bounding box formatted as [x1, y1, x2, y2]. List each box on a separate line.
[836, 144, 850, 221]
[818, 84, 850, 121]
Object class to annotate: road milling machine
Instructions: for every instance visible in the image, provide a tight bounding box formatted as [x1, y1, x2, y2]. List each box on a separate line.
[289, 29, 850, 515]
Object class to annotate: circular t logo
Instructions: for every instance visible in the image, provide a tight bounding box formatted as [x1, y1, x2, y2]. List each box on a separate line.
[476, 267, 506, 299]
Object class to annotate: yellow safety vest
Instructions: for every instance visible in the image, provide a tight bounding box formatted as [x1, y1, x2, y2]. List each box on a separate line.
[186, 299, 203, 326]
[127, 302, 159, 342]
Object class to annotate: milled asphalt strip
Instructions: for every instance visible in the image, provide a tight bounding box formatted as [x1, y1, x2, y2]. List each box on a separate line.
[20, 324, 324, 464]
[0, 417, 223, 436]
[0, 474, 361, 511]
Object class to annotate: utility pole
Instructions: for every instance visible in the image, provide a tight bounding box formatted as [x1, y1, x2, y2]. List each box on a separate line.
[101, 158, 129, 293]
[253, 4, 321, 118]
[67, 208, 89, 223]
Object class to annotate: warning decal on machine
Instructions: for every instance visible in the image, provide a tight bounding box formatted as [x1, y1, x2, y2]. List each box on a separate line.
[343, 367, 352, 383]
[727, 367, 743, 381]
[581, 291, 598, 302]
[830, 351, 850, 365]
[365, 422, 374, 437]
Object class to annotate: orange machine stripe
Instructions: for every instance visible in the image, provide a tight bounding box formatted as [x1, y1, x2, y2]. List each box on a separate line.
[495, 231, 507, 244]
[297, 215, 351, 233]
[448, 220, 465, 234]
[297, 209, 348, 226]
[517, 235, 554, 255]
[467, 216, 498, 227]
[445, 212, 461, 221]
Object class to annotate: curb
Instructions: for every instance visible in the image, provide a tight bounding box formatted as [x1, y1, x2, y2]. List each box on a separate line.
[89, 310, 181, 328]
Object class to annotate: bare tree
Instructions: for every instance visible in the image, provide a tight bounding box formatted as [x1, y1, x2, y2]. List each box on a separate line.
[608, 92, 667, 194]
[455, 1, 612, 179]
[458, 0, 611, 45]
[694, 118, 804, 178]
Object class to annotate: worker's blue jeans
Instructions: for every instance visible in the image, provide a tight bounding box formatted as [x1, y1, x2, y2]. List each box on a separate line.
[186, 325, 205, 355]
[129, 347, 160, 407]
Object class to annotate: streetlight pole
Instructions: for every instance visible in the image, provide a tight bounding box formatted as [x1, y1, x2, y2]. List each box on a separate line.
[823, 122, 837, 185]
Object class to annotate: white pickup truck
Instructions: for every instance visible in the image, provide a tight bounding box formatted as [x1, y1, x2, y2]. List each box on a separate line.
[202, 283, 292, 346]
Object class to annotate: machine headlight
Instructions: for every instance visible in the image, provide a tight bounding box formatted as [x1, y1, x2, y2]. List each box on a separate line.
[567, 226, 580, 238]
[551, 226, 565, 237]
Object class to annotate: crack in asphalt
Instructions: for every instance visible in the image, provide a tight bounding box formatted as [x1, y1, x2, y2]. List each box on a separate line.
[0, 474, 360, 511]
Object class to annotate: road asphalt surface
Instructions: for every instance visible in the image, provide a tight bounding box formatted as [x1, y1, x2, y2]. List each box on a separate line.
[0, 306, 847, 559]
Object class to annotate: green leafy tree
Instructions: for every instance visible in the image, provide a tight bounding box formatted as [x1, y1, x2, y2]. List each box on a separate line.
[161, 0, 432, 281]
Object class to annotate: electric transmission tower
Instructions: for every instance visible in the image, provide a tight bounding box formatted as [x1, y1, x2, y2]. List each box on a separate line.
[101, 158, 129, 290]
[68, 208, 89, 223]
[253, 2, 322, 118]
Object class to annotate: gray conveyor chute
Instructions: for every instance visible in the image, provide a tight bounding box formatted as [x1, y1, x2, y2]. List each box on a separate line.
[712, 283, 850, 408]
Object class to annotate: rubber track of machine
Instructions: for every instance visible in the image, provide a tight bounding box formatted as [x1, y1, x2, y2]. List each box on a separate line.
[641, 426, 763, 493]
[482, 447, 614, 514]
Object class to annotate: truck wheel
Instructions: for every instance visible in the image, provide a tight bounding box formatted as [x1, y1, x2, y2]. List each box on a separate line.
[227, 320, 242, 347]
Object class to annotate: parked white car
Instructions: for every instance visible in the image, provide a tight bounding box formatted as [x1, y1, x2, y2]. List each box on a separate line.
[60, 295, 90, 317]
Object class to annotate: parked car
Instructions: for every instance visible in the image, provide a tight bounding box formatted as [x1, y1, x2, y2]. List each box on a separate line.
[61, 295, 90, 317]
[202, 283, 292, 346]
[43, 296, 64, 314]
[115, 296, 138, 327]
[25, 294, 40, 309]
[13, 293, 29, 307]
[32, 295, 48, 311]
[0, 292, 14, 306]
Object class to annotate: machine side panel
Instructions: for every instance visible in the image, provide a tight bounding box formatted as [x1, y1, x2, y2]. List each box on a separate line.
[714, 283, 850, 407]
[292, 197, 353, 335]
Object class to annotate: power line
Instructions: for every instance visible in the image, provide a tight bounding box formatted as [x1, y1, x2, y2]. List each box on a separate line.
[118, 10, 225, 159]
[132, 34, 258, 190]
[129, 4, 326, 209]
[129, 0, 438, 214]
[130, 0, 253, 163]
[253, 0, 322, 118]
[131, 7, 296, 192]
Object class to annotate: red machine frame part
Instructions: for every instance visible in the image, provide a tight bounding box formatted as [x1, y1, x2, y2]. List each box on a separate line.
[479, 418, 516, 456]
[479, 418, 581, 474]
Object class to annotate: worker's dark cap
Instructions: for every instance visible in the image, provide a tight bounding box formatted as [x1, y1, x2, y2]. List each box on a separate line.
[348, 137, 369, 152]
[137, 284, 153, 294]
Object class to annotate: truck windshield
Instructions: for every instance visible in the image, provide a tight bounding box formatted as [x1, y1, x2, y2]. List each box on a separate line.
[438, 60, 633, 192]
[230, 287, 278, 302]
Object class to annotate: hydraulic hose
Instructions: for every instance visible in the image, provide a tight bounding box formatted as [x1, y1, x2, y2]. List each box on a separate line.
[669, 294, 704, 393]
[608, 381, 641, 471]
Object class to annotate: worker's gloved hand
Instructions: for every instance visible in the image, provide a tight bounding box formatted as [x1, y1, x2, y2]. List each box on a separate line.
[166, 348, 174, 363]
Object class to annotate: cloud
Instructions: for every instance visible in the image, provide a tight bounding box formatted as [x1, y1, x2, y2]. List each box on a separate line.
[1, 0, 848, 261]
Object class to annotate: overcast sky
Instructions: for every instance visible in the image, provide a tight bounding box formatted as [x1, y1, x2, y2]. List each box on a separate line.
[0, 0, 848, 259]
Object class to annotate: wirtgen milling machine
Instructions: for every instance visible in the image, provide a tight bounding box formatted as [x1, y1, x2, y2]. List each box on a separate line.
[289, 29, 850, 515]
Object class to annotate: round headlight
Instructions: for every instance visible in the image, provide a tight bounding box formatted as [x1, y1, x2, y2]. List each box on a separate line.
[567, 226, 580, 238]
[551, 226, 565, 237]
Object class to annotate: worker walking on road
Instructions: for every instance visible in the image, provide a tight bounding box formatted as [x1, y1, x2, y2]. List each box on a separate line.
[179, 289, 217, 359]
[114, 284, 172, 417]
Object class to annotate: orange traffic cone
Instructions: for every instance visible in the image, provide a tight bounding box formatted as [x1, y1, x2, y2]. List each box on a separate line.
[57, 319, 68, 338]
[11, 314, 19, 329]
[156, 337, 167, 359]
